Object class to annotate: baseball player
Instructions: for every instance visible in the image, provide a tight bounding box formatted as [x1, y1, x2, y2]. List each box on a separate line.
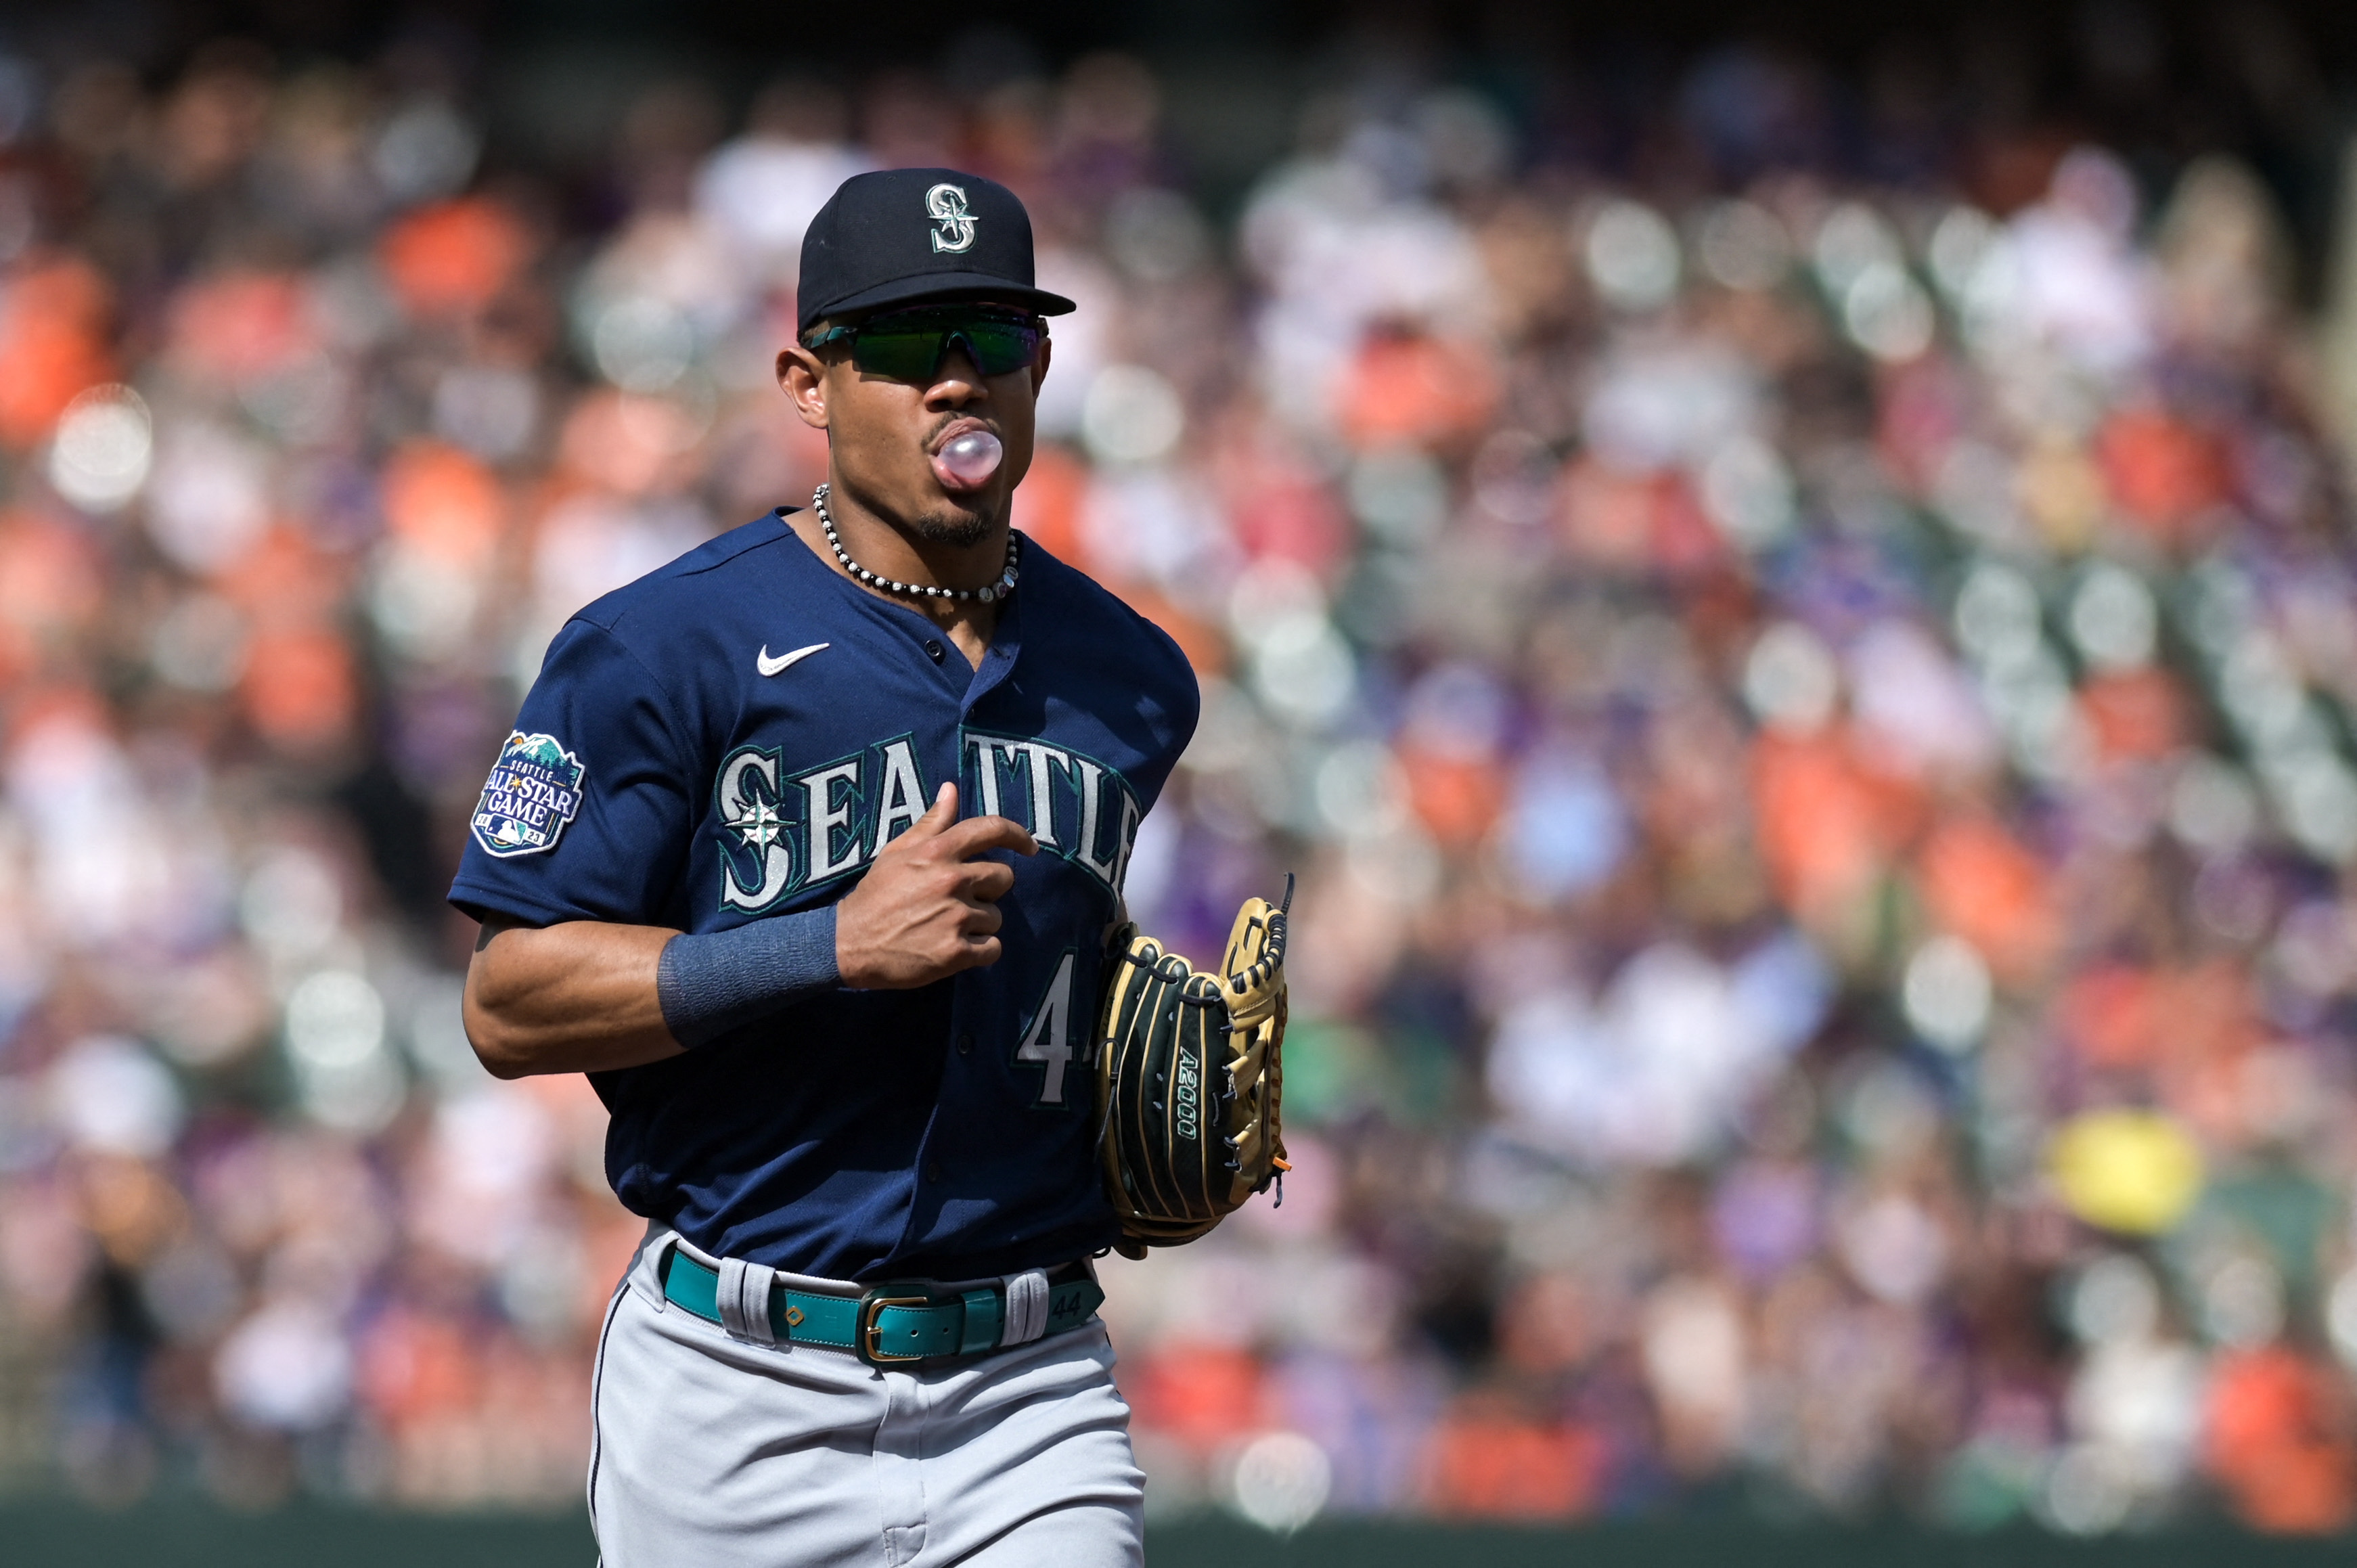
[454, 168, 1198, 1565]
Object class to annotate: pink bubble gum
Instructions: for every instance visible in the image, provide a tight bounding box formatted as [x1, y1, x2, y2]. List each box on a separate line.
[932, 429, 1003, 491]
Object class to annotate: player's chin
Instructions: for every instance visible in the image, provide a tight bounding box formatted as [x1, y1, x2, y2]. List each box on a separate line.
[908, 501, 995, 548]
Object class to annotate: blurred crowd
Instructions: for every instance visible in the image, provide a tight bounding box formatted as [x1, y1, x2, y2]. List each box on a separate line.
[7, 16, 2357, 1538]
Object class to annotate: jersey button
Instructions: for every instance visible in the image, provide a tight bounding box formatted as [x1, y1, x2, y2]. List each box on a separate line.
[924, 1161, 943, 1184]
[924, 639, 945, 663]
[957, 1033, 973, 1055]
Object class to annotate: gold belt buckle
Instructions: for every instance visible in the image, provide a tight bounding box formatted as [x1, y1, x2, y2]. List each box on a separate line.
[856, 1282, 943, 1366]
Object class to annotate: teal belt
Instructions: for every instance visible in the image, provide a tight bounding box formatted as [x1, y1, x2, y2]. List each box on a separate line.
[661, 1247, 1104, 1367]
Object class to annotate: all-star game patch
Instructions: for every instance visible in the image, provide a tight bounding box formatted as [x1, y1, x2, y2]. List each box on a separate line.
[470, 731, 586, 858]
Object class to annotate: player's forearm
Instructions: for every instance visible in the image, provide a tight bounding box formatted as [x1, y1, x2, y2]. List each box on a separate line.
[463, 919, 685, 1077]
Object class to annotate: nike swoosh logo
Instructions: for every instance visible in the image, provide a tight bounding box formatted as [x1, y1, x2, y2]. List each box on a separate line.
[757, 642, 830, 677]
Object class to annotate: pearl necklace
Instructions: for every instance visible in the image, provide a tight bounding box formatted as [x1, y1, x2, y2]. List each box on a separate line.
[812, 483, 1020, 605]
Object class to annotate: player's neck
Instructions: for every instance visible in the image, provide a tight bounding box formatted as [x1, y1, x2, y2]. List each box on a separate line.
[792, 480, 1006, 659]
[820, 472, 1011, 593]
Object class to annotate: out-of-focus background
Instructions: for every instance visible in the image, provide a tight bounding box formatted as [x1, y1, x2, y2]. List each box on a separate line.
[16, 0, 2357, 1556]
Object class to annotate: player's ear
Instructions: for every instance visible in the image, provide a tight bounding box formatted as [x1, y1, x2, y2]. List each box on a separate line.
[1029, 332, 1051, 396]
[778, 340, 831, 431]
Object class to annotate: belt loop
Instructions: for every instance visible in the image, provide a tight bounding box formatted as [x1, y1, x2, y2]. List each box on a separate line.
[999, 1268, 1049, 1346]
[650, 1234, 678, 1312]
[716, 1256, 779, 1347]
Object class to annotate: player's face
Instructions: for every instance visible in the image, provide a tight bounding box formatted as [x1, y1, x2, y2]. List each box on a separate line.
[778, 307, 1051, 548]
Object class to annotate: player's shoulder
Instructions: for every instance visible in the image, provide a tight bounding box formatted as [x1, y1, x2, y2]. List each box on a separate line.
[1017, 535, 1200, 759]
[552, 507, 820, 665]
[571, 509, 798, 631]
[1020, 536, 1196, 696]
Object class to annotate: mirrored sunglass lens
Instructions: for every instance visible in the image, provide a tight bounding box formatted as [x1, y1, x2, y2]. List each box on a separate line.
[851, 329, 946, 380]
[960, 323, 1040, 374]
[851, 317, 1038, 380]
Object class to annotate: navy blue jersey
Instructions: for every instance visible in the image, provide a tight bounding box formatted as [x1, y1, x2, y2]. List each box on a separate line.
[449, 511, 1199, 1281]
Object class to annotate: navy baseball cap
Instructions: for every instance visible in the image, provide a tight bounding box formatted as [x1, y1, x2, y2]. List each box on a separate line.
[796, 167, 1077, 334]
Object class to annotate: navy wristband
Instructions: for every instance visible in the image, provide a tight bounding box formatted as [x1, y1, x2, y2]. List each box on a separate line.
[656, 905, 840, 1049]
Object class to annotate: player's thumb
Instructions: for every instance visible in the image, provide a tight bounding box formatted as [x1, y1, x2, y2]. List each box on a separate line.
[907, 781, 958, 837]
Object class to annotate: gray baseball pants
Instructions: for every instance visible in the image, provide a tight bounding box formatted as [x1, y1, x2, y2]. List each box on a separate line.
[588, 1227, 1146, 1567]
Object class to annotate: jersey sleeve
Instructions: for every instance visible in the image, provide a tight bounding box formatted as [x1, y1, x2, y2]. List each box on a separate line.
[1129, 619, 1200, 811]
[448, 620, 697, 928]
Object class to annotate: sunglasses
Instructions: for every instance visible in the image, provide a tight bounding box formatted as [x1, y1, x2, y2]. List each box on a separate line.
[803, 306, 1046, 382]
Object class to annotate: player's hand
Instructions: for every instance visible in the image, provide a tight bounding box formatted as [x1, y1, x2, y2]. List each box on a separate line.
[835, 782, 1037, 989]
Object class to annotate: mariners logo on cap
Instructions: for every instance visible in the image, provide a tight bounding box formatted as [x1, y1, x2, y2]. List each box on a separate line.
[926, 183, 977, 254]
[471, 730, 586, 857]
